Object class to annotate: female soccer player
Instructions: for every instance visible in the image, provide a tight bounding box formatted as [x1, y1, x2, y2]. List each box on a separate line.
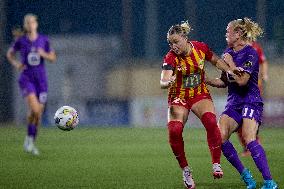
[207, 18, 278, 189]
[7, 14, 56, 155]
[160, 21, 240, 189]
[238, 40, 269, 157]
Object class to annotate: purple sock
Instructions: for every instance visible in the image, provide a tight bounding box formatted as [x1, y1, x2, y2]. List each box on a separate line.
[28, 124, 37, 140]
[247, 140, 272, 180]
[222, 140, 245, 174]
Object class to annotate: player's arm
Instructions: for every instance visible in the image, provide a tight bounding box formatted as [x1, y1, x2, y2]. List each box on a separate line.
[38, 48, 57, 63]
[231, 72, 250, 86]
[6, 48, 25, 71]
[160, 70, 176, 89]
[160, 52, 176, 89]
[260, 60, 269, 81]
[209, 53, 243, 77]
[206, 72, 228, 88]
[223, 53, 250, 86]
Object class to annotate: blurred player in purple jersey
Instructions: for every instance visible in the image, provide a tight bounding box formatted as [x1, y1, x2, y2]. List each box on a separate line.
[207, 18, 278, 189]
[7, 14, 56, 155]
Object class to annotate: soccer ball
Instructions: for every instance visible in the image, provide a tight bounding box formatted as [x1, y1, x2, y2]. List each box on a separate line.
[54, 106, 79, 131]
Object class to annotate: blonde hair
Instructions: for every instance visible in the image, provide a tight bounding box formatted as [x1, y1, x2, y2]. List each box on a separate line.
[230, 17, 263, 42]
[167, 20, 192, 40]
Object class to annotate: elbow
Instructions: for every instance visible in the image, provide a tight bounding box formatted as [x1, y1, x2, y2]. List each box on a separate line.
[6, 51, 11, 60]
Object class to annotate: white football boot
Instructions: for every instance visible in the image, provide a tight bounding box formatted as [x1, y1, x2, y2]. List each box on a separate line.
[23, 136, 33, 153]
[212, 163, 223, 179]
[23, 136, 39, 155]
[183, 167, 195, 189]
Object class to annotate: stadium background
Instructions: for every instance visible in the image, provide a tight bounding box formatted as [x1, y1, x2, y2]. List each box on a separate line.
[0, 0, 283, 127]
[0, 1, 284, 189]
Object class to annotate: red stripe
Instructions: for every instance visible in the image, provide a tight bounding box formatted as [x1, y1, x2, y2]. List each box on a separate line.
[189, 51, 199, 97]
[196, 49, 203, 60]
[183, 56, 191, 99]
[175, 65, 182, 98]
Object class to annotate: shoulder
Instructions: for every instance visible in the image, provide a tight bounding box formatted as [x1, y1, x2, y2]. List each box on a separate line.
[38, 34, 49, 41]
[15, 35, 26, 43]
[246, 45, 258, 57]
[164, 50, 177, 60]
[191, 41, 212, 56]
[224, 47, 232, 53]
[191, 41, 209, 49]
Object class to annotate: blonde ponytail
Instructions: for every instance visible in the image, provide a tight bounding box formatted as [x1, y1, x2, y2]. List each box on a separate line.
[231, 17, 263, 42]
[180, 20, 191, 35]
[167, 20, 192, 39]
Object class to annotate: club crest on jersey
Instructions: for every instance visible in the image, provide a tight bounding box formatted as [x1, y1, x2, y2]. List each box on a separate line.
[244, 61, 253, 68]
[198, 60, 204, 69]
[177, 65, 187, 71]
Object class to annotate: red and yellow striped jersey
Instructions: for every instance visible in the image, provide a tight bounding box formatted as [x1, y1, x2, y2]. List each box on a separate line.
[163, 41, 213, 99]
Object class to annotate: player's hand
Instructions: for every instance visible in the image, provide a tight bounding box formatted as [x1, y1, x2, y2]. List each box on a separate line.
[15, 63, 26, 71]
[223, 53, 233, 64]
[230, 67, 245, 77]
[160, 75, 176, 89]
[169, 75, 176, 86]
[37, 48, 46, 57]
[263, 74, 269, 82]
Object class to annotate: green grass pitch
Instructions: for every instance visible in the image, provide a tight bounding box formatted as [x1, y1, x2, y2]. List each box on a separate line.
[0, 126, 283, 189]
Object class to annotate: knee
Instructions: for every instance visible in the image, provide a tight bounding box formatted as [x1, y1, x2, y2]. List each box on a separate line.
[32, 107, 43, 120]
[201, 112, 218, 132]
[168, 121, 183, 142]
[219, 125, 230, 143]
[243, 136, 256, 146]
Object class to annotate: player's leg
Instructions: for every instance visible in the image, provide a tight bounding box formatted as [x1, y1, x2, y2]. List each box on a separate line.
[237, 128, 251, 157]
[220, 111, 256, 189]
[168, 97, 194, 189]
[24, 93, 44, 155]
[242, 118, 278, 189]
[191, 97, 222, 179]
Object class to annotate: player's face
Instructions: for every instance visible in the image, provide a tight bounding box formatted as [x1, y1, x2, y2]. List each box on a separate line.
[168, 34, 188, 55]
[225, 24, 239, 47]
[24, 16, 38, 33]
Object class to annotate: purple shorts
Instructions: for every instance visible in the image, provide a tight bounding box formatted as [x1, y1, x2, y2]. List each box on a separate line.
[222, 103, 263, 126]
[18, 73, 48, 104]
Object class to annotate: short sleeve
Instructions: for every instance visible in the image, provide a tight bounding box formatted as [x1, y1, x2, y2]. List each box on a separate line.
[196, 42, 213, 61]
[241, 51, 258, 74]
[11, 39, 21, 52]
[162, 51, 176, 70]
[44, 37, 51, 53]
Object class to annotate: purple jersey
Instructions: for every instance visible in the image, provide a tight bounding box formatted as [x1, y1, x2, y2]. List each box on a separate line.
[223, 45, 263, 107]
[221, 45, 263, 125]
[11, 34, 52, 103]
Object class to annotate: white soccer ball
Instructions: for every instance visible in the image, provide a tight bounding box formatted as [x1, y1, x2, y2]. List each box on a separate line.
[54, 106, 79, 131]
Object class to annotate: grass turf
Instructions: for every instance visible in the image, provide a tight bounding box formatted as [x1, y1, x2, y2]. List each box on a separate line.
[0, 126, 283, 189]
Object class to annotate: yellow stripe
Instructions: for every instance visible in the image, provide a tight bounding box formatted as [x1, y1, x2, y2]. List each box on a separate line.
[179, 58, 186, 99]
[193, 50, 203, 95]
[200, 50, 205, 59]
[204, 83, 209, 93]
[192, 49, 201, 64]
[184, 56, 194, 97]
[192, 49, 202, 96]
